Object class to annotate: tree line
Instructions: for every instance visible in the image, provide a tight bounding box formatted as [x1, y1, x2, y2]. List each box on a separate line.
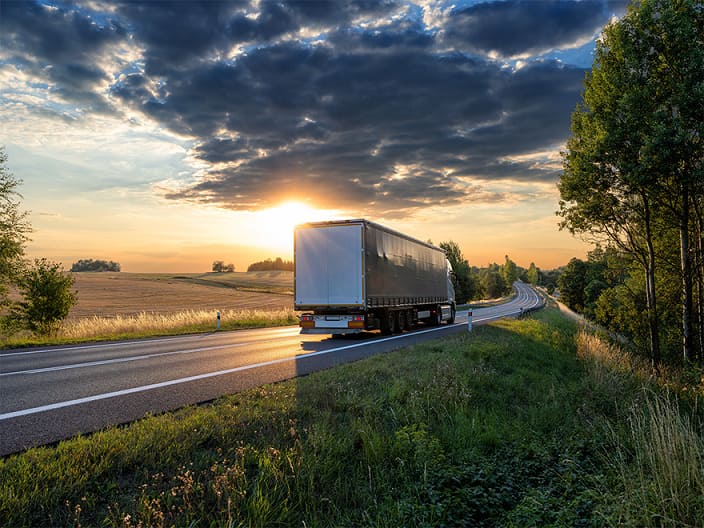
[247, 258, 294, 272]
[558, 0, 703, 369]
[71, 259, 121, 272]
[439, 241, 544, 304]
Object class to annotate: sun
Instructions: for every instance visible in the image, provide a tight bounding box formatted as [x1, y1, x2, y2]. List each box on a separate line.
[254, 201, 335, 252]
[266, 201, 320, 226]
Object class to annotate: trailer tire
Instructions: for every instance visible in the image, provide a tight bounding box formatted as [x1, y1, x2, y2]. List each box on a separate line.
[398, 310, 406, 332]
[434, 307, 442, 326]
[380, 310, 395, 335]
[448, 306, 456, 324]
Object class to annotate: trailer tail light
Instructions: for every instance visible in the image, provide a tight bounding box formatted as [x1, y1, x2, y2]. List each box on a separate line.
[299, 314, 315, 328]
[347, 315, 365, 329]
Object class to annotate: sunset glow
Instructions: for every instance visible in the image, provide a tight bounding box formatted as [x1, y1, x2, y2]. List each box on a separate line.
[0, 0, 621, 272]
[253, 202, 341, 252]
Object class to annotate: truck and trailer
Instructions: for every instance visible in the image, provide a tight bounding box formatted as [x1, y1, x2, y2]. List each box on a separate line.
[294, 219, 456, 335]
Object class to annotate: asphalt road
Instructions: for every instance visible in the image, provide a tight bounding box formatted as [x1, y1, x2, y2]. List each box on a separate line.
[0, 281, 543, 455]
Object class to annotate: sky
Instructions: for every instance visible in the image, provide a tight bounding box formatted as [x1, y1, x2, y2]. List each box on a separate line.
[1, 0, 628, 273]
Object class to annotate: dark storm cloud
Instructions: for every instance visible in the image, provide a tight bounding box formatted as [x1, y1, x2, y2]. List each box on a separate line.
[445, 0, 609, 58]
[4, 0, 606, 215]
[157, 46, 585, 212]
[114, 0, 401, 75]
[1, 0, 125, 111]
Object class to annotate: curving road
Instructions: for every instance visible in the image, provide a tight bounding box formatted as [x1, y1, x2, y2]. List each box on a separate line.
[0, 281, 542, 455]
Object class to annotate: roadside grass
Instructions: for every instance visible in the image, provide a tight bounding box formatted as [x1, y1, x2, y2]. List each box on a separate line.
[0, 308, 298, 348]
[1, 307, 703, 527]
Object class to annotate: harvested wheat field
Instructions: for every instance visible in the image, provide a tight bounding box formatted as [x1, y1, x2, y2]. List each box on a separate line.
[68, 272, 293, 319]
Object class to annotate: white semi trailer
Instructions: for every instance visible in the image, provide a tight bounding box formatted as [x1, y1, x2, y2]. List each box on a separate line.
[295, 219, 456, 335]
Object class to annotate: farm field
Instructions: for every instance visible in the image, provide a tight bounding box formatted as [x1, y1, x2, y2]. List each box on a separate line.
[68, 271, 294, 319]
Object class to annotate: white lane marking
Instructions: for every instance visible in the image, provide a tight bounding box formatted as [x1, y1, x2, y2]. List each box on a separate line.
[0, 323, 462, 421]
[0, 342, 251, 377]
[1, 286, 545, 419]
[0, 326, 301, 358]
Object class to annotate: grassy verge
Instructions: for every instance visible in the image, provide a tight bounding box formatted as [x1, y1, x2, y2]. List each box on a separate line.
[0, 308, 298, 348]
[1, 308, 703, 527]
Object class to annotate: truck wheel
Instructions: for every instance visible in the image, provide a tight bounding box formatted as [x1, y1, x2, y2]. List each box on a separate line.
[448, 306, 456, 324]
[434, 307, 442, 326]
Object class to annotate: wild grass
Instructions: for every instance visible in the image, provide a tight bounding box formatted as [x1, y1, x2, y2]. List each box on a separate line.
[575, 329, 704, 527]
[1, 308, 703, 526]
[0, 308, 298, 347]
[607, 391, 704, 527]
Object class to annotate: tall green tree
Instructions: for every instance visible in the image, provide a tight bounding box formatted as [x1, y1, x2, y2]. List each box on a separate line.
[440, 241, 477, 303]
[561, 0, 704, 365]
[0, 146, 32, 307]
[628, 0, 704, 362]
[558, 2, 671, 368]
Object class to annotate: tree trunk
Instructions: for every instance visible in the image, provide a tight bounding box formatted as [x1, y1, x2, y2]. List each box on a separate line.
[695, 198, 704, 363]
[680, 185, 694, 363]
[643, 195, 661, 370]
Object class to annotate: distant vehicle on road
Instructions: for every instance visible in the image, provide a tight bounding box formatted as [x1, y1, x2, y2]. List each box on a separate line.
[295, 219, 456, 336]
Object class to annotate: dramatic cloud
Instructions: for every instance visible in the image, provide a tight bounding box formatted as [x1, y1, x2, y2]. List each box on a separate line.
[1, 0, 624, 217]
[444, 0, 620, 58]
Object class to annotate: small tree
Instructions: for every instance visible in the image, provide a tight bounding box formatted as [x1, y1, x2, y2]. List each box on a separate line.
[12, 258, 77, 335]
[526, 262, 540, 285]
[212, 261, 235, 272]
[502, 255, 518, 286]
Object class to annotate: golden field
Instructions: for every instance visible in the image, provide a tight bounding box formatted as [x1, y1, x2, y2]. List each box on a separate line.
[68, 271, 294, 319]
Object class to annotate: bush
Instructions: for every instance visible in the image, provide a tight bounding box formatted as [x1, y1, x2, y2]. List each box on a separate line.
[11, 258, 77, 335]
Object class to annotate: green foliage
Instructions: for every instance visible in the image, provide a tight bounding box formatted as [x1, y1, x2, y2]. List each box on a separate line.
[502, 255, 518, 286]
[480, 266, 508, 299]
[0, 146, 31, 307]
[10, 258, 77, 335]
[70, 258, 120, 272]
[440, 240, 478, 303]
[526, 262, 540, 286]
[559, 0, 704, 367]
[247, 257, 293, 272]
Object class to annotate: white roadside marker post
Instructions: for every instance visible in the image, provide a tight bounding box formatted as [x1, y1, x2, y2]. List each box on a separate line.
[216, 310, 221, 331]
[467, 309, 473, 332]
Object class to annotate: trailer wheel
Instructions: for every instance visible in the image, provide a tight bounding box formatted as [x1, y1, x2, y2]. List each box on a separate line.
[448, 306, 456, 324]
[398, 310, 406, 332]
[380, 310, 395, 335]
[434, 307, 442, 326]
